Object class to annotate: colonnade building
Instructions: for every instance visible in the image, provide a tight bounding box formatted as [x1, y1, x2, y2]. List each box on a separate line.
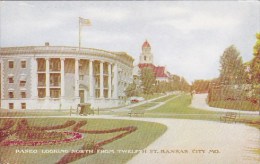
[0, 44, 134, 110]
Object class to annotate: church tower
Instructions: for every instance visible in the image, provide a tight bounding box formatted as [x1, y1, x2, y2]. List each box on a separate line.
[139, 40, 153, 64]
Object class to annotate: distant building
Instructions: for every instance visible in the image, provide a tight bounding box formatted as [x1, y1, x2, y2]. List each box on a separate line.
[0, 43, 134, 110]
[133, 40, 171, 82]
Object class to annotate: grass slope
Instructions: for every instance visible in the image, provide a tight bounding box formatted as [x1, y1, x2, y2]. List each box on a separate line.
[149, 95, 215, 114]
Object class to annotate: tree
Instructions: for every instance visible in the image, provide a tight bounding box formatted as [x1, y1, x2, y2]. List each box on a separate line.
[219, 45, 246, 85]
[140, 67, 156, 94]
[170, 74, 181, 91]
[251, 33, 260, 84]
[180, 77, 190, 92]
[192, 79, 210, 93]
[125, 83, 138, 97]
[250, 33, 260, 115]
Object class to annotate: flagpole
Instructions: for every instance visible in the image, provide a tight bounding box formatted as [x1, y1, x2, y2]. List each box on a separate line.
[79, 17, 81, 50]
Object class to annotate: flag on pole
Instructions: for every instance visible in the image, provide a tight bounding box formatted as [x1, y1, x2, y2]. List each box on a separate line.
[79, 17, 91, 26]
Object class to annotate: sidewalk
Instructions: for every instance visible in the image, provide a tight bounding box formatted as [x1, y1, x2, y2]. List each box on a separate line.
[190, 94, 259, 115]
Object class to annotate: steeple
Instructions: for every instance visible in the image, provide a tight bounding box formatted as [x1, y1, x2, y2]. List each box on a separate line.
[139, 40, 153, 64]
[142, 40, 151, 49]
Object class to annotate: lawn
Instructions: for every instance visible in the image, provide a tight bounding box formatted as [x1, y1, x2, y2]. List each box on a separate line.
[0, 117, 166, 164]
[139, 93, 163, 100]
[0, 110, 71, 117]
[149, 95, 216, 114]
[208, 100, 260, 111]
[130, 102, 158, 110]
[151, 94, 176, 102]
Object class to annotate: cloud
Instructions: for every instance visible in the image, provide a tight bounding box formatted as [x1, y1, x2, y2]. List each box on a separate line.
[82, 29, 133, 44]
[18, 2, 35, 8]
[85, 7, 130, 22]
[153, 12, 241, 34]
[1, 1, 259, 82]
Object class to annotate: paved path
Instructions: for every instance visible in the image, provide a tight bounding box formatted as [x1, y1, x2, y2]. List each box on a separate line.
[191, 94, 259, 115]
[3, 114, 259, 164]
[127, 117, 260, 164]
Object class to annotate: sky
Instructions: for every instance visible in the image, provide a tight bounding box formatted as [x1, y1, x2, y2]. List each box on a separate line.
[0, 1, 259, 83]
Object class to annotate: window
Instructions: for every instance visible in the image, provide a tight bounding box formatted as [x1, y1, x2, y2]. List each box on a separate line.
[50, 89, 60, 98]
[79, 75, 84, 80]
[9, 61, 14, 68]
[144, 56, 146, 61]
[9, 103, 14, 109]
[21, 92, 26, 98]
[21, 103, 26, 109]
[38, 88, 46, 98]
[8, 91, 14, 98]
[8, 77, 14, 83]
[20, 80, 26, 87]
[21, 61, 26, 68]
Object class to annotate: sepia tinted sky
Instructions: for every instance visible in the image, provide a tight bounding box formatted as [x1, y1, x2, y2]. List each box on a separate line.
[0, 1, 259, 82]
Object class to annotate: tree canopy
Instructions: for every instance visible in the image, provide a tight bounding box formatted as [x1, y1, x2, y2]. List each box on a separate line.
[140, 67, 156, 94]
[251, 33, 260, 84]
[219, 45, 246, 85]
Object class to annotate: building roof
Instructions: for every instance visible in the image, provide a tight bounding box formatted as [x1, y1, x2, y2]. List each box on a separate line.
[142, 40, 151, 49]
[138, 63, 169, 78]
[155, 66, 168, 78]
[0, 45, 134, 66]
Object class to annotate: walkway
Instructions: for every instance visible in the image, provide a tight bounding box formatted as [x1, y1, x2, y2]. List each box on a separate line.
[191, 94, 259, 115]
[127, 117, 260, 164]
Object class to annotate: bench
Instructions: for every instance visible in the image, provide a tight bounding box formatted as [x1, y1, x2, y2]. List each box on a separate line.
[128, 110, 145, 117]
[220, 112, 237, 123]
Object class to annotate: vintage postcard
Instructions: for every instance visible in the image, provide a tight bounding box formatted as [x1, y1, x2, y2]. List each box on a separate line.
[0, 1, 259, 164]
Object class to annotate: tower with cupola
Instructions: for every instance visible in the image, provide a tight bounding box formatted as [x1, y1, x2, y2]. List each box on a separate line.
[139, 40, 153, 64]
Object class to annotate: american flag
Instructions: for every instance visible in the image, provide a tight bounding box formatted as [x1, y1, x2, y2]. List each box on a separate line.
[79, 17, 91, 26]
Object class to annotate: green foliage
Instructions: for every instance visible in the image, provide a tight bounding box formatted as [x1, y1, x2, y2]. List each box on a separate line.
[154, 81, 171, 93]
[140, 67, 156, 94]
[219, 45, 246, 85]
[208, 100, 260, 111]
[253, 33, 260, 56]
[251, 33, 260, 84]
[180, 77, 191, 92]
[192, 80, 210, 93]
[168, 75, 190, 92]
[125, 83, 139, 97]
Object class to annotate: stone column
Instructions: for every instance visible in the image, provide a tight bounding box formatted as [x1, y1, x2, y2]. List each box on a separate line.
[113, 63, 118, 99]
[89, 59, 94, 98]
[60, 58, 65, 98]
[45, 58, 50, 98]
[108, 63, 112, 98]
[75, 58, 79, 98]
[100, 61, 104, 98]
[0, 59, 3, 101]
[31, 58, 38, 99]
